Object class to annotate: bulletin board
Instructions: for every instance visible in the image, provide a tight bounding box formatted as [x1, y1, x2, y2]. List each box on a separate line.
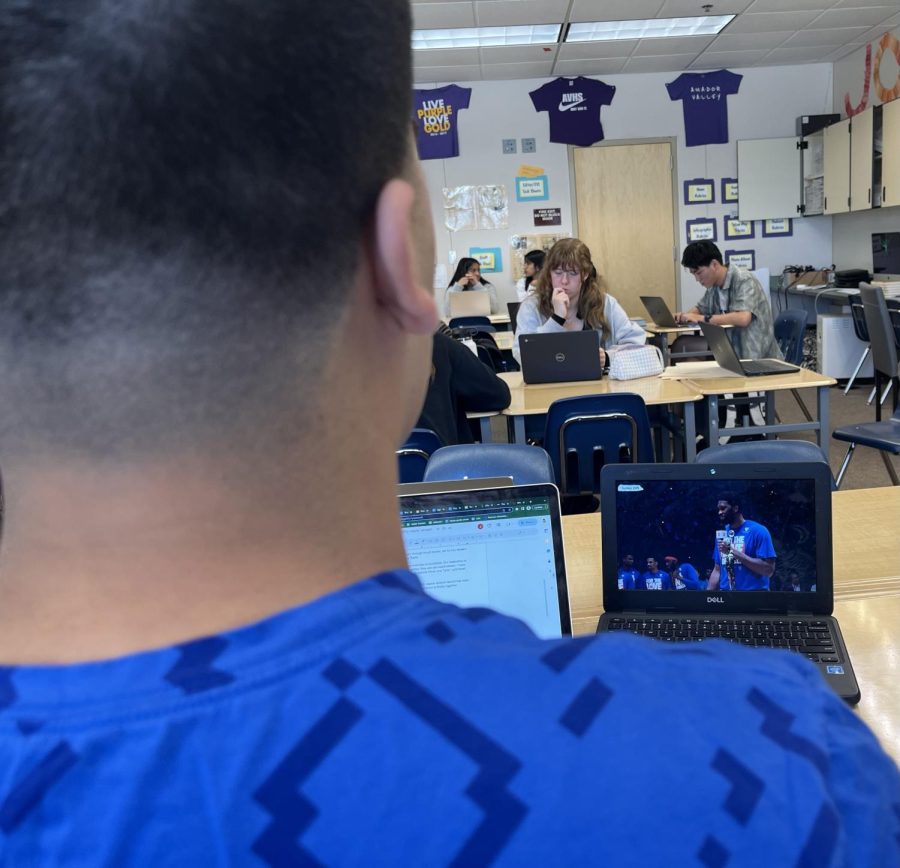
[509, 232, 570, 281]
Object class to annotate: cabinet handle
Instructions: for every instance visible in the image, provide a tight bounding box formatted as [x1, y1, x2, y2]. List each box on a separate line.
[824, 196, 828, 210]
[883, 186, 887, 203]
[868, 188, 871, 204]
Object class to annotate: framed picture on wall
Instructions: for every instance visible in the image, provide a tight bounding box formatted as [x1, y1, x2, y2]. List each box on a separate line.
[721, 178, 739, 203]
[724, 217, 755, 240]
[724, 249, 756, 271]
[683, 178, 715, 205]
[762, 218, 793, 237]
[686, 217, 717, 242]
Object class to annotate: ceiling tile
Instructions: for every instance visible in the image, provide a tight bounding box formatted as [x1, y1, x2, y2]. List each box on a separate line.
[688, 48, 773, 67]
[621, 53, 699, 72]
[853, 12, 900, 41]
[658, 0, 754, 14]
[553, 58, 630, 76]
[569, 0, 665, 23]
[707, 30, 795, 50]
[725, 11, 822, 31]
[833, 0, 900, 8]
[412, 2, 477, 30]
[475, 0, 570, 26]
[557, 40, 638, 60]
[806, 6, 900, 27]
[632, 34, 716, 56]
[413, 47, 481, 68]
[783, 26, 869, 45]
[763, 44, 851, 62]
[823, 45, 865, 61]
[481, 60, 557, 79]
[744, 0, 830, 10]
[479, 44, 560, 64]
[412, 66, 485, 85]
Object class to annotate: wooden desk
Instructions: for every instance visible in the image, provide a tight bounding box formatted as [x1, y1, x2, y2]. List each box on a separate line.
[666, 362, 836, 450]
[498, 372, 703, 460]
[494, 331, 514, 352]
[561, 487, 900, 761]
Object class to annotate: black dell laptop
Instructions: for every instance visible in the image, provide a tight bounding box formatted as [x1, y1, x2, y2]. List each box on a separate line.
[699, 321, 799, 376]
[518, 331, 603, 385]
[596, 462, 860, 704]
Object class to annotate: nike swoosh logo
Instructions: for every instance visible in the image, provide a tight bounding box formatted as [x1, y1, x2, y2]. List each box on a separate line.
[559, 99, 585, 111]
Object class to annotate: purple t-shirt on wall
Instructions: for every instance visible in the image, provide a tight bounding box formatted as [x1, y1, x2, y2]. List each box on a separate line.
[412, 84, 472, 160]
[529, 77, 616, 147]
[666, 69, 743, 147]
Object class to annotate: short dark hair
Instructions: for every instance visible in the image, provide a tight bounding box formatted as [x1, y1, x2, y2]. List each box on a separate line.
[0, 1, 413, 453]
[718, 492, 741, 512]
[681, 241, 723, 270]
[524, 250, 546, 270]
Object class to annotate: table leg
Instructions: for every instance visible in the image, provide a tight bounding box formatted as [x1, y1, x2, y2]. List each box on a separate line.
[513, 415, 526, 444]
[479, 417, 493, 443]
[683, 401, 697, 462]
[708, 395, 720, 446]
[817, 385, 829, 451]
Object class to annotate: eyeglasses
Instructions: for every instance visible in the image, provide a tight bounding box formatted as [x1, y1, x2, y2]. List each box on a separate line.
[551, 268, 580, 279]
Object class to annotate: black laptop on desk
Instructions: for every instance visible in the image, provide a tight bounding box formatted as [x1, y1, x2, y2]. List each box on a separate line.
[640, 295, 694, 329]
[699, 321, 799, 376]
[596, 462, 860, 704]
[519, 331, 603, 384]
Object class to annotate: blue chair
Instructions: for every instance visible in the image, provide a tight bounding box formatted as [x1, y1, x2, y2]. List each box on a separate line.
[774, 308, 812, 421]
[543, 394, 655, 496]
[397, 428, 442, 484]
[449, 316, 495, 331]
[695, 440, 836, 489]
[423, 443, 554, 485]
[833, 284, 900, 487]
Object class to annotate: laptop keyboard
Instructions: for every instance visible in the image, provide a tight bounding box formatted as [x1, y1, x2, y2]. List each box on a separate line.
[740, 359, 791, 374]
[606, 617, 841, 663]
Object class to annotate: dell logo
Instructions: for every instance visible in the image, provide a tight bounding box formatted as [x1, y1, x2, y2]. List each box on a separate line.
[555, 352, 566, 363]
[707, 596, 725, 604]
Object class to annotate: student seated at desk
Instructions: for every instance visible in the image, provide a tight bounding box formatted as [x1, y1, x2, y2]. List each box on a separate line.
[416, 329, 511, 445]
[515, 248, 546, 301]
[512, 238, 645, 364]
[444, 256, 500, 315]
[675, 240, 781, 360]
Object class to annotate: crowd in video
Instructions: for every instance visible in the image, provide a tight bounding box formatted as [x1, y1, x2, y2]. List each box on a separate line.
[614, 479, 818, 593]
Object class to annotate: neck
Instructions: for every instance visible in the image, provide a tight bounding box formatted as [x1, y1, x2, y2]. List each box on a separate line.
[0, 441, 408, 664]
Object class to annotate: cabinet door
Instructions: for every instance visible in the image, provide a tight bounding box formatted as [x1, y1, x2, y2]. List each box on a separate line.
[882, 98, 900, 209]
[823, 118, 851, 214]
[737, 137, 801, 221]
[850, 107, 874, 212]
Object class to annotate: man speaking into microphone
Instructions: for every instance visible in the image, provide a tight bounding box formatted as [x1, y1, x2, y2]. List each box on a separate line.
[708, 492, 776, 591]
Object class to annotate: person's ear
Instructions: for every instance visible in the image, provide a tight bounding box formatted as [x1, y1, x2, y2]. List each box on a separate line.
[370, 178, 438, 335]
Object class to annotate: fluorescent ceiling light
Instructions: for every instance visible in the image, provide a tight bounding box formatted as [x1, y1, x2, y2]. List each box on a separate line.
[412, 24, 561, 50]
[567, 15, 734, 42]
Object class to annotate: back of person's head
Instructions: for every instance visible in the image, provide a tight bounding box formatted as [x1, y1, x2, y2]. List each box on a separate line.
[681, 241, 723, 270]
[449, 257, 485, 286]
[524, 250, 546, 271]
[0, 0, 412, 457]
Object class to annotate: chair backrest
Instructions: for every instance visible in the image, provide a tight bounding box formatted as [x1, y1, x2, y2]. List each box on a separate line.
[669, 334, 710, 364]
[889, 307, 900, 351]
[773, 309, 807, 365]
[859, 284, 898, 380]
[849, 297, 869, 343]
[543, 394, 654, 496]
[695, 440, 836, 489]
[397, 428, 442, 484]
[507, 301, 521, 331]
[449, 316, 493, 330]
[423, 443, 554, 485]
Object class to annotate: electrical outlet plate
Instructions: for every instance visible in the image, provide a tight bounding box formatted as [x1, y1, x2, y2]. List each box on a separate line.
[502, 138, 517, 155]
[521, 138, 536, 153]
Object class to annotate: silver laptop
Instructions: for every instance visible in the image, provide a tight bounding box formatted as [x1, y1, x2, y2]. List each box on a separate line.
[699, 321, 799, 376]
[519, 331, 603, 384]
[597, 462, 860, 704]
[640, 295, 686, 329]
[398, 483, 571, 638]
[448, 291, 491, 317]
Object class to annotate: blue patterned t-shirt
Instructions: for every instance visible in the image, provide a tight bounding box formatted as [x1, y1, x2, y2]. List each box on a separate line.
[0, 570, 897, 866]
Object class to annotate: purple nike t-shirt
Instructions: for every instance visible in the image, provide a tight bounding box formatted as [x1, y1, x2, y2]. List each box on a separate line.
[666, 69, 742, 147]
[412, 84, 472, 160]
[529, 77, 616, 147]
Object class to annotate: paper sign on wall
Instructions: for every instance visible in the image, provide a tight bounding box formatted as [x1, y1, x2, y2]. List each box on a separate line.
[516, 175, 549, 201]
[533, 207, 562, 226]
[469, 247, 503, 273]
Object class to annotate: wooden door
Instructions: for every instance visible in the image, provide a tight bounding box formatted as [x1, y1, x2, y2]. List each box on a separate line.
[823, 118, 850, 214]
[881, 98, 900, 209]
[849, 107, 873, 212]
[573, 141, 676, 318]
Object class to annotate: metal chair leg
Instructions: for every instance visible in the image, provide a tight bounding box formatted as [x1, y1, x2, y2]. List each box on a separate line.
[844, 346, 870, 394]
[791, 389, 813, 422]
[881, 450, 900, 486]
[867, 385, 878, 405]
[835, 444, 856, 488]
[878, 380, 893, 406]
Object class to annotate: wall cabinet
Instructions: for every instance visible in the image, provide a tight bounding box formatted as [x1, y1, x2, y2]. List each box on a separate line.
[882, 98, 900, 209]
[823, 117, 850, 215]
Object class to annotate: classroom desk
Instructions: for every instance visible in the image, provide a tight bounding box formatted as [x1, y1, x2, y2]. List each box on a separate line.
[494, 331, 514, 352]
[442, 313, 510, 328]
[560, 487, 900, 762]
[498, 372, 703, 460]
[666, 362, 836, 450]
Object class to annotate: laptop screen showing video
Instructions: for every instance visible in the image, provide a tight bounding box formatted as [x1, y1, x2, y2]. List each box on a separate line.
[399, 486, 569, 638]
[612, 477, 819, 594]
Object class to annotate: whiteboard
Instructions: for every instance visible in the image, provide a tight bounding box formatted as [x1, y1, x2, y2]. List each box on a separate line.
[737, 137, 801, 222]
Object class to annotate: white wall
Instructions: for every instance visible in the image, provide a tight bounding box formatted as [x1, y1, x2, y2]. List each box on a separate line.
[831, 27, 900, 276]
[419, 62, 835, 314]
